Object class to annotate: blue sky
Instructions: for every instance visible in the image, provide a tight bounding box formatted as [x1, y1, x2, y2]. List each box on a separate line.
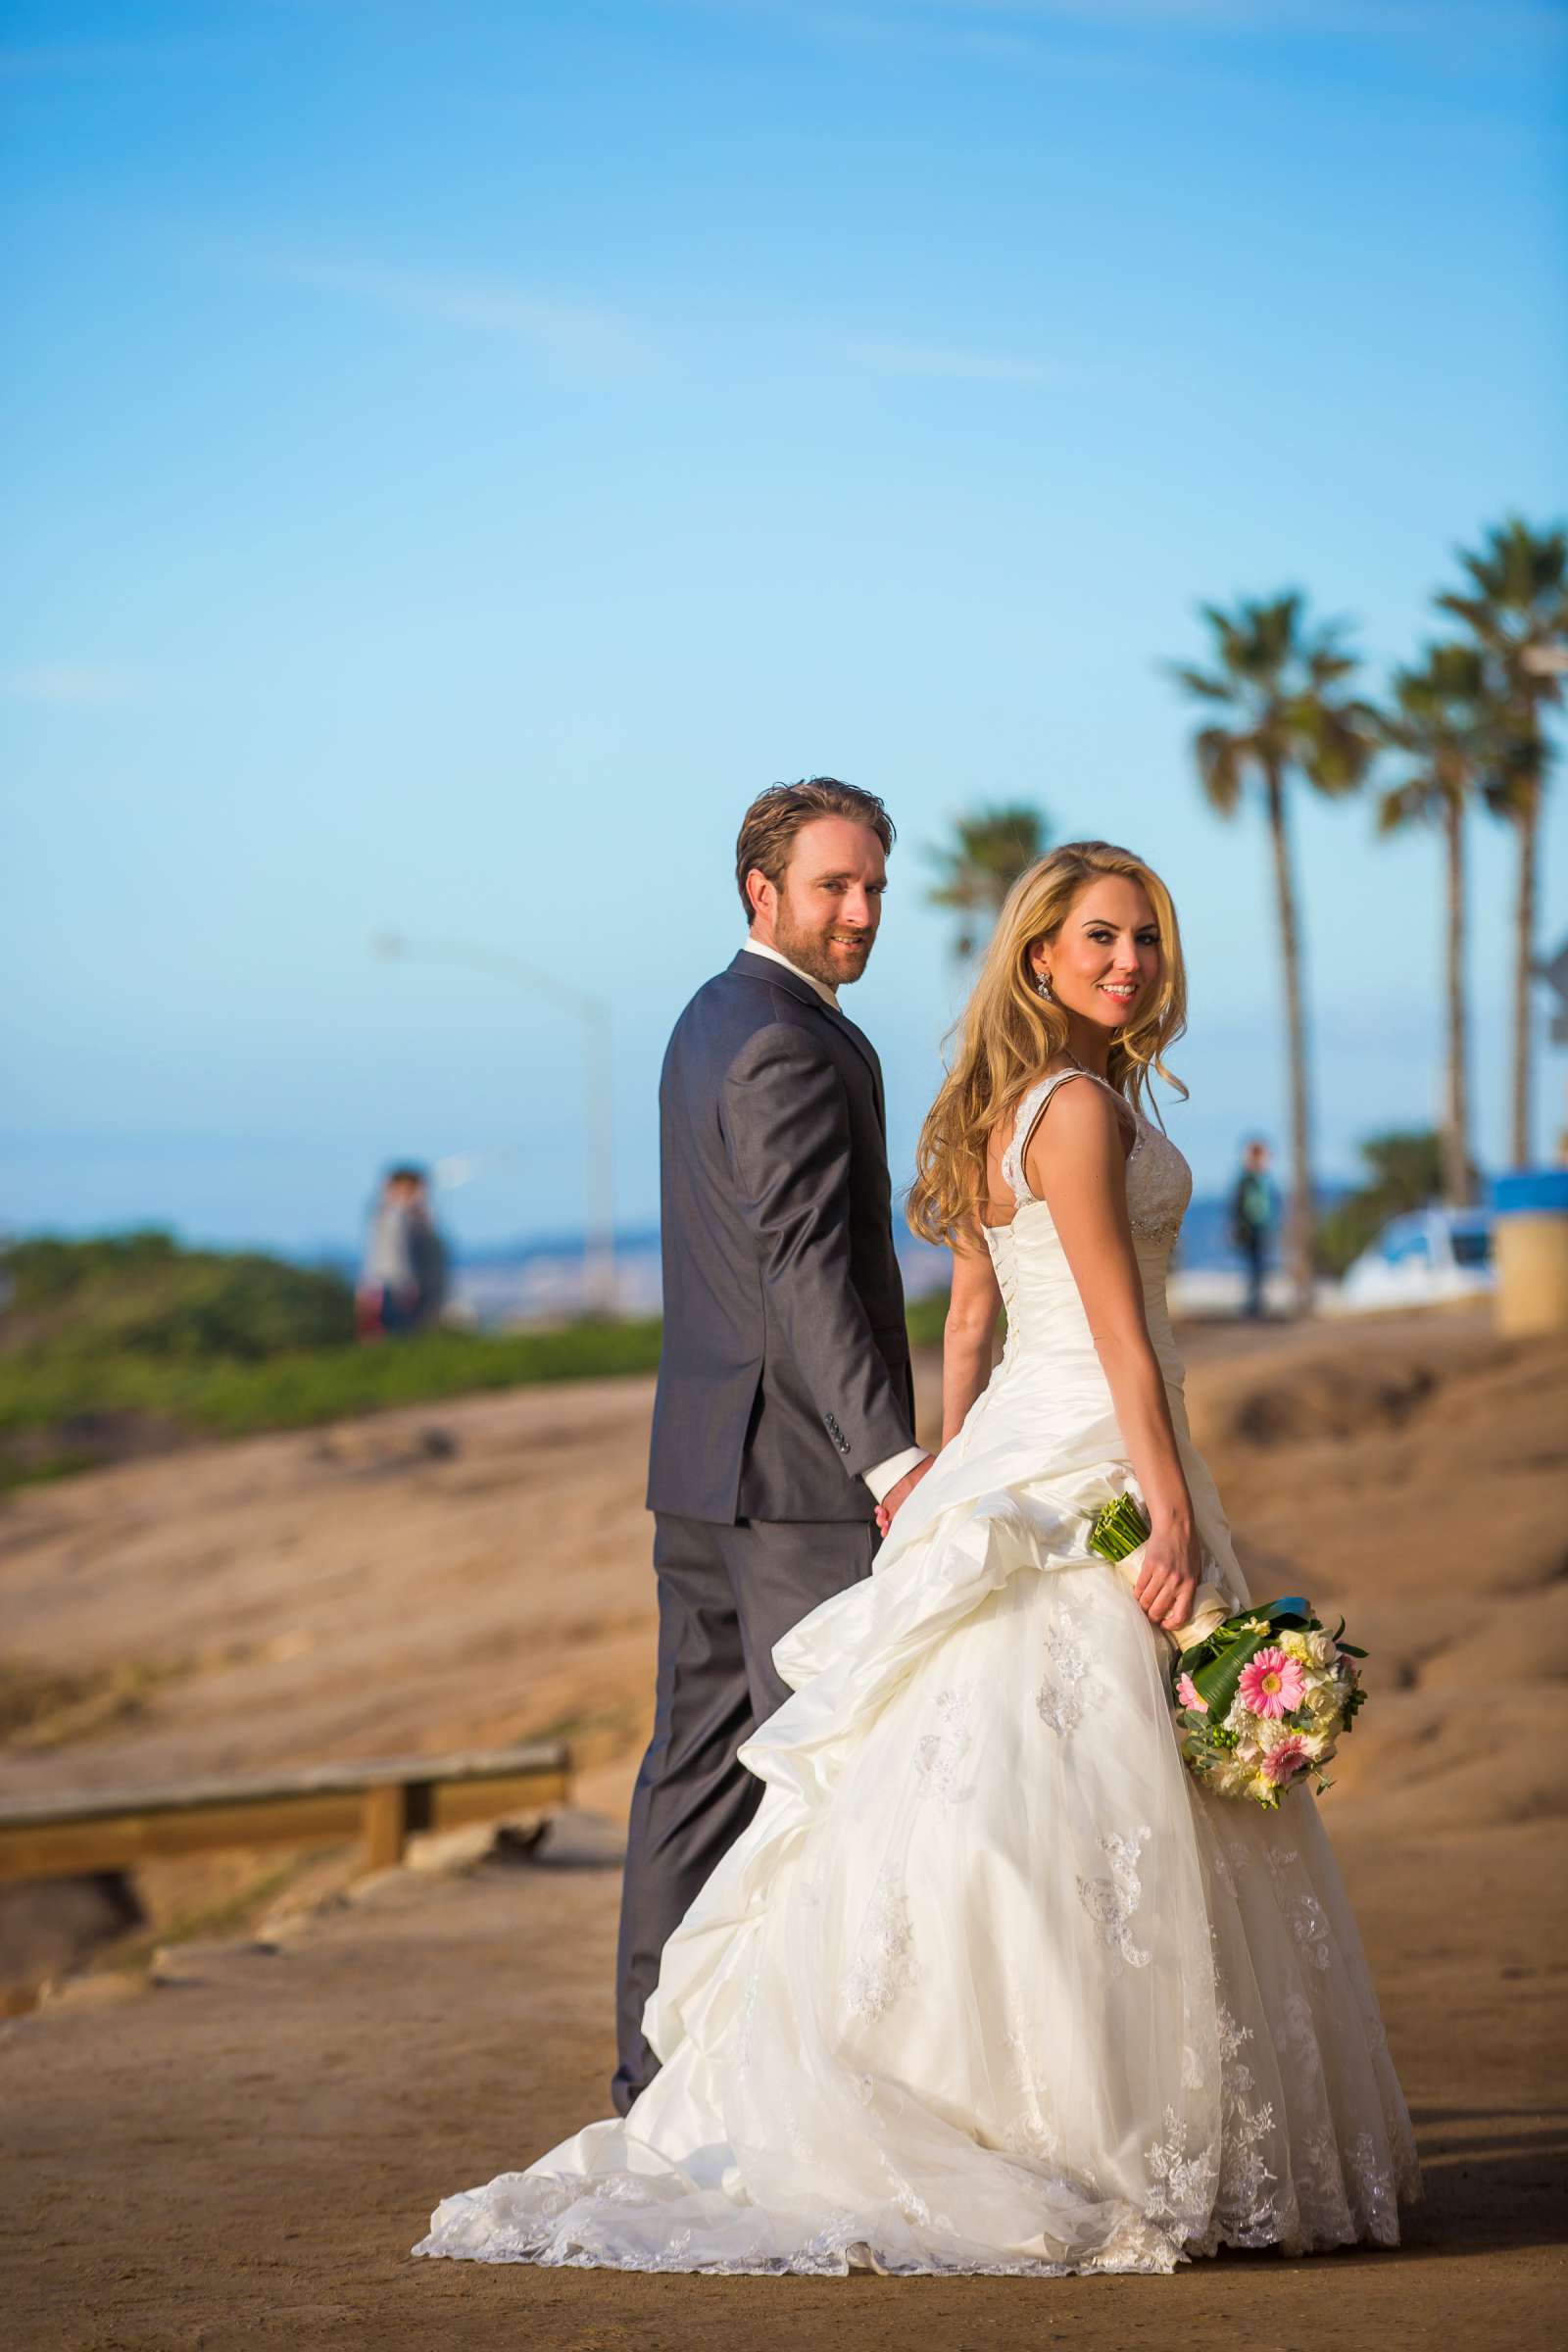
[3, 0, 1565, 1254]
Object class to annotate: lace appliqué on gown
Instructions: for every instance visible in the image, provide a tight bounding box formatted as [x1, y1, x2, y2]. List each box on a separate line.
[1036, 1617, 1099, 1736]
[842, 1862, 916, 2028]
[1076, 1827, 1152, 1969]
[914, 1688, 973, 1800]
[1143, 2108, 1216, 2242]
[1208, 2002, 1281, 2247]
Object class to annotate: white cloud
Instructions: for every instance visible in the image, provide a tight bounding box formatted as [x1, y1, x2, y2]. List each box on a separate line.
[0, 664, 143, 707]
[264, 256, 650, 379]
[847, 335, 1065, 384]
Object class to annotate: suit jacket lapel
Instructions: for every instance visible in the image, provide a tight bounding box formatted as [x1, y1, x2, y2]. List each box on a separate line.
[730, 950, 884, 1110]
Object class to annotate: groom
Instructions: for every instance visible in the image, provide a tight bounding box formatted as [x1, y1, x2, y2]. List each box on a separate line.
[612, 778, 932, 2113]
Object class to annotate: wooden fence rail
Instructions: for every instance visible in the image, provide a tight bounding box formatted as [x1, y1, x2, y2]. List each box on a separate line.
[0, 1740, 571, 1882]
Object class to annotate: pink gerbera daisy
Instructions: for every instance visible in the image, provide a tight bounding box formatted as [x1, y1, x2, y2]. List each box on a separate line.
[1176, 1672, 1207, 1713]
[1261, 1735, 1312, 1786]
[1238, 1647, 1305, 1719]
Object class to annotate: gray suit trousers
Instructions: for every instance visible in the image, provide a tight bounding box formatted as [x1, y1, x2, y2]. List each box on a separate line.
[612, 1511, 876, 2115]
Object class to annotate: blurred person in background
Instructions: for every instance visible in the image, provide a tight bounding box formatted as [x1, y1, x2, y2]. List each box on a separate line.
[1230, 1137, 1279, 1320]
[357, 1165, 446, 1339]
[406, 1169, 449, 1331]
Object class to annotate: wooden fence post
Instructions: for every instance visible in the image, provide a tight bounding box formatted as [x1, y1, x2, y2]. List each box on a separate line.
[361, 1781, 412, 1872]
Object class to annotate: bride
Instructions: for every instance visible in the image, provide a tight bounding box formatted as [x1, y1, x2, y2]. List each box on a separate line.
[416, 840, 1419, 2276]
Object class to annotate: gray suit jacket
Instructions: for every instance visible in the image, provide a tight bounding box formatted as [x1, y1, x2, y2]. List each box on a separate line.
[646, 950, 917, 1526]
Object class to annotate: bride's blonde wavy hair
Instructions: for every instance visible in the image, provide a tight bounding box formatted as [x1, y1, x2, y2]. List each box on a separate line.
[906, 840, 1189, 1245]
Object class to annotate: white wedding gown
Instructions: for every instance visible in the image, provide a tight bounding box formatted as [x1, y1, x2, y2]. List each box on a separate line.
[416, 1068, 1420, 2276]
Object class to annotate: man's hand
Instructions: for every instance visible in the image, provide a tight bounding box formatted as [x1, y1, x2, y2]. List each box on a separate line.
[874, 1453, 934, 1538]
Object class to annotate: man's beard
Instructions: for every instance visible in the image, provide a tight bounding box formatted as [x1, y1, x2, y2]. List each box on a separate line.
[773, 906, 874, 990]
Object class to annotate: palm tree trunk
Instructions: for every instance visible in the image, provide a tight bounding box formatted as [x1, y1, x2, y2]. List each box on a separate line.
[1443, 793, 1472, 1206]
[1510, 793, 1538, 1167]
[1265, 762, 1315, 1314]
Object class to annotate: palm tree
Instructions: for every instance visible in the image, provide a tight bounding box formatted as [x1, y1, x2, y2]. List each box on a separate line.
[925, 804, 1051, 960]
[1437, 517, 1568, 1167]
[1373, 643, 1498, 1209]
[1169, 594, 1376, 1315]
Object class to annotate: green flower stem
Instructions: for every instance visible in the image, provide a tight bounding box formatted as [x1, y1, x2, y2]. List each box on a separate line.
[1087, 1494, 1151, 1563]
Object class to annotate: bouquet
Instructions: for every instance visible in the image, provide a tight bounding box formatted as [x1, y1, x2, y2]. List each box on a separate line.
[1087, 1494, 1366, 1809]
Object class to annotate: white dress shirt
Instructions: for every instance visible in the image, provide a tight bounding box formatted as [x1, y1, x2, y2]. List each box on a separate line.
[744, 932, 928, 1506]
[744, 934, 841, 1010]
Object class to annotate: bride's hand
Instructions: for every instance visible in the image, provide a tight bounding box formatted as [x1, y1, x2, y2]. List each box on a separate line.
[1133, 1524, 1201, 1635]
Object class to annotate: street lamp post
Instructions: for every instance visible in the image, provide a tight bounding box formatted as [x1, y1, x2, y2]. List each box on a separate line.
[372, 933, 616, 1316]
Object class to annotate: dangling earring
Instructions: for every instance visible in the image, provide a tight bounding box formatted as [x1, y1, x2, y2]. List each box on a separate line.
[1035, 970, 1054, 1003]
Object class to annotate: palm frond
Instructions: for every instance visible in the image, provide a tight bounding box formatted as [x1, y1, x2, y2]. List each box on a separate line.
[1288, 699, 1374, 797]
[924, 804, 1053, 953]
[1194, 726, 1248, 816]
[1166, 662, 1235, 703]
[1376, 779, 1434, 836]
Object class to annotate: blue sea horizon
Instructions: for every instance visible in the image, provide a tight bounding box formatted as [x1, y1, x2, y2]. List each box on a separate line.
[314, 1192, 1347, 1327]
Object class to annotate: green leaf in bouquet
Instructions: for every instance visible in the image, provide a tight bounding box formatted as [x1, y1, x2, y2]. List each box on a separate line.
[1257, 1595, 1311, 1629]
[1180, 1596, 1312, 1727]
[1188, 1626, 1277, 1727]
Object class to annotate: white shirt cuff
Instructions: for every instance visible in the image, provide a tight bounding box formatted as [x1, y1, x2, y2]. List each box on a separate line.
[863, 1446, 928, 1505]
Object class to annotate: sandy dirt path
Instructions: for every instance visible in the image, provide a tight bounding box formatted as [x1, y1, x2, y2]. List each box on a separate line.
[5, 1812, 1563, 2352]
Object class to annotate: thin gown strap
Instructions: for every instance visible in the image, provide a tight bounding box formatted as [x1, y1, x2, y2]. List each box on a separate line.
[1001, 1068, 1138, 1206]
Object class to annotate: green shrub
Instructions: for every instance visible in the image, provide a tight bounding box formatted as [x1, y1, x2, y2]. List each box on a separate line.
[906, 1289, 951, 1349]
[3, 1231, 353, 1359]
[1315, 1131, 1447, 1278]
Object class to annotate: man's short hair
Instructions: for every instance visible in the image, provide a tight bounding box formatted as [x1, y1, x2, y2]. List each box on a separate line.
[735, 778, 895, 919]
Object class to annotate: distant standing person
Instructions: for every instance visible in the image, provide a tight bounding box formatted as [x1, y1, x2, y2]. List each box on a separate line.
[1230, 1137, 1279, 1319]
[358, 1165, 446, 1338]
[406, 1170, 449, 1330]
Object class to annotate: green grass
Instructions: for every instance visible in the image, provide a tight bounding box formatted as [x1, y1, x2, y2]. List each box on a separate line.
[0, 1322, 665, 1488]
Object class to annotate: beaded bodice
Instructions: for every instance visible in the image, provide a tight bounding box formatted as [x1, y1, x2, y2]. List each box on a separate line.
[997, 1066, 1191, 1248]
[983, 1065, 1192, 1382]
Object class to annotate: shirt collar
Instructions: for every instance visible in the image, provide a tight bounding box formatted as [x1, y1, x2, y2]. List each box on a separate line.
[744, 936, 840, 1011]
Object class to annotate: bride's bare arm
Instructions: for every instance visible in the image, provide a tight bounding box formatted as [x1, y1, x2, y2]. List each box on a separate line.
[940, 1230, 1003, 1446]
[1026, 1083, 1200, 1632]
